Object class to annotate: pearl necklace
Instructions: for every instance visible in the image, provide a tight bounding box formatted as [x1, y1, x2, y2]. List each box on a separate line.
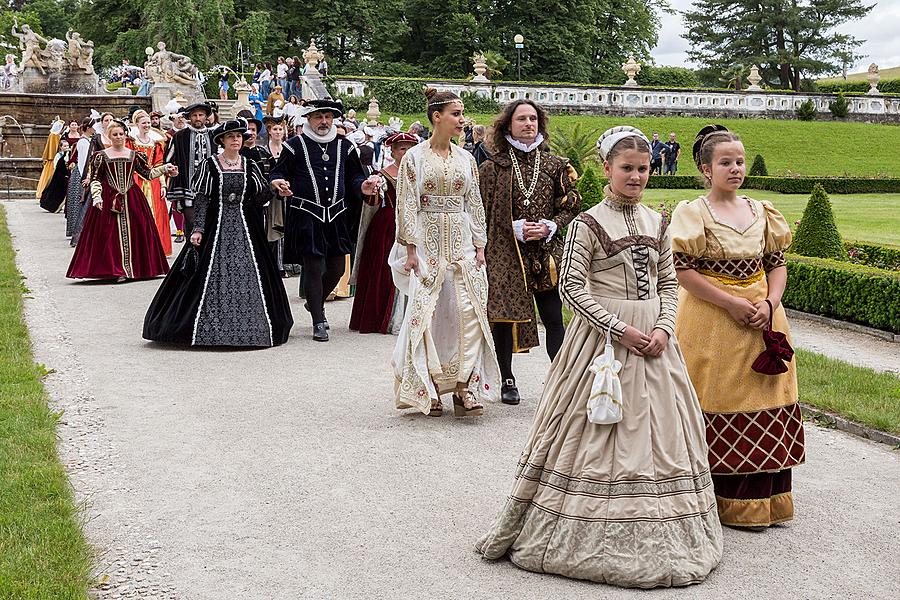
[509, 148, 541, 206]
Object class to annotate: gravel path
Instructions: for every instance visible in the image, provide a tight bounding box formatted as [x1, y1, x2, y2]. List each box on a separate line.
[6, 200, 900, 600]
[789, 314, 899, 375]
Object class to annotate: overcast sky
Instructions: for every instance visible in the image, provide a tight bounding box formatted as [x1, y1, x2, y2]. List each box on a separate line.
[653, 0, 899, 73]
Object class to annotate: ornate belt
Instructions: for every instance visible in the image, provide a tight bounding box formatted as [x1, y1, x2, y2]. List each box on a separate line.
[288, 196, 347, 223]
[420, 194, 464, 213]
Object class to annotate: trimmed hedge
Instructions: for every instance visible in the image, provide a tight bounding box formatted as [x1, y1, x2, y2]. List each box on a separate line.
[844, 241, 900, 271]
[817, 78, 900, 95]
[784, 254, 900, 333]
[586, 174, 900, 194]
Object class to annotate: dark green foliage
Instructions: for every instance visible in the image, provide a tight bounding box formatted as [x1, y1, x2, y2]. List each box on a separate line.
[784, 255, 900, 333]
[459, 91, 500, 115]
[829, 93, 851, 118]
[797, 99, 816, 121]
[633, 65, 702, 88]
[576, 167, 604, 211]
[844, 242, 900, 271]
[748, 154, 769, 176]
[365, 79, 429, 114]
[791, 184, 844, 259]
[817, 78, 900, 95]
[548, 123, 600, 176]
[337, 94, 370, 113]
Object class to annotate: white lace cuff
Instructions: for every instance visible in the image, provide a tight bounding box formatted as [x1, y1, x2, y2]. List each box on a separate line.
[512, 219, 526, 242]
[540, 219, 558, 243]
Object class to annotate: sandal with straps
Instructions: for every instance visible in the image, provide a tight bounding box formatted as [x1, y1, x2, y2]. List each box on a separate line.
[429, 398, 443, 417]
[452, 391, 484, 417]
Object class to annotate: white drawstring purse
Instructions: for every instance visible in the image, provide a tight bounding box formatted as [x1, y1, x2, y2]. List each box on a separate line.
[586, 320, 623, 425]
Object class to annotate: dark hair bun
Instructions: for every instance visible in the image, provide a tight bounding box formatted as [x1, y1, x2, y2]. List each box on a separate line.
[424, 87, 438, 100]
[692, 124, 730, 168]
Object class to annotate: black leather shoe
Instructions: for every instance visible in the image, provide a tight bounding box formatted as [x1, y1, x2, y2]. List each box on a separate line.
[313, 322, 329, 342]
[501, 379, 520, 405]
[304, 302, 329, 330]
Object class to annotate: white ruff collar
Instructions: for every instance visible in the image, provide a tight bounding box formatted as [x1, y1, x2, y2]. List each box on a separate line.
[303, 123, 337, 144]
[506, 133, 544, 153]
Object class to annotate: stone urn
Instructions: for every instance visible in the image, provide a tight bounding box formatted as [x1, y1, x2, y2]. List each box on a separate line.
[232, 76, 253, 114]
[472, 52, 490, 82]
[303, 39, 324, 76]
[621, 55, 641, 87]
[746, 65, 764, 91]
[867, 63, 881, 96]
[366, 97, 381, 123]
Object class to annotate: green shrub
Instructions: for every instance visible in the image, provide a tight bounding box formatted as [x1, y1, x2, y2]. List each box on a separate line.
[635, 65, 702, 88]
[797, 99, 816, 121]
[817, 77, 900, 95]
[549, 123, 601, 176]
[829, 93, 850, 118]
[365, 79, 428, 114]
[460, 91, 500, 114]
[577, 167, 604, 211]
[337, 94, 370, 113]
[791, 184, 844, 259]
[784, 255, 900, 332]
[844, 241, 900, 271]
[748, 154, 769, 176]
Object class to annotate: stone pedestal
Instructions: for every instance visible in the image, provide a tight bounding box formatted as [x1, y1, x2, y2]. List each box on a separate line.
[20, 66, 100, 94]
[301, 73, 330, 101]
[149, 81, 205, 113]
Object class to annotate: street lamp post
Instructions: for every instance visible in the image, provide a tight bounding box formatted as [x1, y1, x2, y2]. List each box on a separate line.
[514, 34, 524, 80]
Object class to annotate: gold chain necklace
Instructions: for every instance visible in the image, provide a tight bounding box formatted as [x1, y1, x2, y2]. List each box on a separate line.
[509, 148, 540, 206]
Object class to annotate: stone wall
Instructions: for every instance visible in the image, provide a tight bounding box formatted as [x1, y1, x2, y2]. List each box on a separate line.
[333, 77, 900, 122]
[0, 93, 151, 133]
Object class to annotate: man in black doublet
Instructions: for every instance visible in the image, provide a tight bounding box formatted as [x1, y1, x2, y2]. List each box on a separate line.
[269, 99, 380, 341]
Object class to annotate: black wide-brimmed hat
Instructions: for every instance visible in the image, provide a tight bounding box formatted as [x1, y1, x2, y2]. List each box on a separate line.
[263, 114, 287, 126]
[299, 99, 344, 118]
[212, 118, 251, 145]
[182, 102, 213, 117]
[235, 109, 263, 132]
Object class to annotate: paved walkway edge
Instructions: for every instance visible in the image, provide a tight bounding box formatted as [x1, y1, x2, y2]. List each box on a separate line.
[786, 308, 900, 343]
[801, 403, 900, 448]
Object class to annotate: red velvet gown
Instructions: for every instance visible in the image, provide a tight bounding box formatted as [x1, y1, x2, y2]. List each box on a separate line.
[349, 172, 398, 333]
[66, 150, 170, 280]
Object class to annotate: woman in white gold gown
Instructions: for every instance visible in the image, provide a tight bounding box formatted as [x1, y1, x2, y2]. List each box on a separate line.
[391, 89, 500, 417]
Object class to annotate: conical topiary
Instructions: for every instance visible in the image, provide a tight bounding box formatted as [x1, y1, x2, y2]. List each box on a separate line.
[577, 166, 604, 211]
[748, 154, 768, 176]
[790, 183, 844, 259]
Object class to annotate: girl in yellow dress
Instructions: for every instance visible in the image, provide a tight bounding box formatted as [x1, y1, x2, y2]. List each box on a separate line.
[670, 125, 805, 528]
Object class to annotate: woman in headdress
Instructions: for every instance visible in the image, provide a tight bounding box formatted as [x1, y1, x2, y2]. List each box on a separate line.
[350, 132, 418, 334]
[476, 126, 722, 587]
[71, 112, 114, 246]
[143, 119, 293, 347]
[66, 117, 95, 238]
[66, 119, 175, 281]
[261, 114, 288, 274]
[390, 88, 500, 417]
[127, 109, 172, 256]
[670, 125, 803, 529]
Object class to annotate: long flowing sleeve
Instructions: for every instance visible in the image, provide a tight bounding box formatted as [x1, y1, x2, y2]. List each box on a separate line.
[654, 221, 678, 337]
[464, 154, 487, 248]
[191, 159, 213, 233]
[247, 160, 269, 206]
[559, 218, 628, 340]
[395, 152, 420, 246]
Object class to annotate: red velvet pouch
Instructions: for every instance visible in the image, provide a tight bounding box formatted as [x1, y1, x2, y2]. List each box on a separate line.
[752, 299, 794, 375]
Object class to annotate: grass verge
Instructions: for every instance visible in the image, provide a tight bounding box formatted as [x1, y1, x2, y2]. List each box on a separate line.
[796, 349, 900, 435]
[0, 206, 93, 598]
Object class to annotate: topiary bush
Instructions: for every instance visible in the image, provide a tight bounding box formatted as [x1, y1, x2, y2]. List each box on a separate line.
[748, 154, 769, 176]
[791, 184, 844, 259]
[797, 99, 816, 121]
[784, 255, 900, 333]
[576, 167, 604, 211]
[829, 93, 850, 118]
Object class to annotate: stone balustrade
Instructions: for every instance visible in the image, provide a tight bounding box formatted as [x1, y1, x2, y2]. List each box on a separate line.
[333, 77, 900, 122]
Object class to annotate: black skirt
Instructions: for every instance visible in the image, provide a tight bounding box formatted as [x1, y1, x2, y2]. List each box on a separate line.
[40, 156, 69, 213]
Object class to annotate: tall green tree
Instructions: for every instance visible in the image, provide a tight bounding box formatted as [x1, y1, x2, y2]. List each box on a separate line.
[682, 0, 874, 90]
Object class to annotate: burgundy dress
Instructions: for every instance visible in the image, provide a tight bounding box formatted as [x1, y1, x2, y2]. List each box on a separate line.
[349, 172, 399, 333]
[67, 150, 170, 280]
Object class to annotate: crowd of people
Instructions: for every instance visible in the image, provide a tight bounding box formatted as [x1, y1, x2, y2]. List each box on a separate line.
[33, 88, 804, 589]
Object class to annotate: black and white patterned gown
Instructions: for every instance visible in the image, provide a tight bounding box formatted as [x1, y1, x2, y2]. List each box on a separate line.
[143, 156, 293, 347]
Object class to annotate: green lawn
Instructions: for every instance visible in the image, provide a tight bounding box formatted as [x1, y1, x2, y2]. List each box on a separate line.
[796, 349, 900, 435]
[0, 207, 94, 598]
[399, 113, 900, 177]
[641, 190, 900, 247]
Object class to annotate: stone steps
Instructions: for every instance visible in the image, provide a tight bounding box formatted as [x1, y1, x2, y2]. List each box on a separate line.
[0, 188, 38, 201]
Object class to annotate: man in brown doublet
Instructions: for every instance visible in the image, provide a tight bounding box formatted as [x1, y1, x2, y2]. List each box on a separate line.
[479, 100, 581, 404]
